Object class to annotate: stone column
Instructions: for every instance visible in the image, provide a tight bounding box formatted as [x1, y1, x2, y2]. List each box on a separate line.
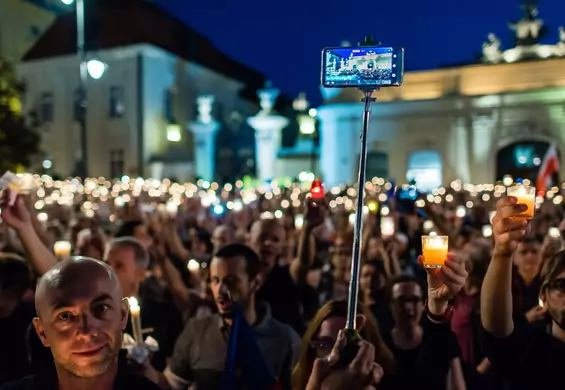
[317, 104, 358, 187]
[246, 83, 289, 182]
[471, 114, 496, 184]
[447, 117, 471, 183]
[189, 95, 220, 182]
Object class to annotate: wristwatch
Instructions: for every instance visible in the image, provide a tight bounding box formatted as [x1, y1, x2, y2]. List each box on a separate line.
[424, 299, 454, 323]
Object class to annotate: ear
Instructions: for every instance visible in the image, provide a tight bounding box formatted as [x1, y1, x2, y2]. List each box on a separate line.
[355, 314, 366, 331]
[120, 298, 129, 330]
[32, 317, 50, 347]
[251, 274, 263, 292]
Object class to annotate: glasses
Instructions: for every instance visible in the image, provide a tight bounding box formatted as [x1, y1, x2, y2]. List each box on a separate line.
[310, 339, 334, 358]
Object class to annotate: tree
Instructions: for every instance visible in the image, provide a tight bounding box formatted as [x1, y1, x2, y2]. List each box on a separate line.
[0, 58, 41, 174]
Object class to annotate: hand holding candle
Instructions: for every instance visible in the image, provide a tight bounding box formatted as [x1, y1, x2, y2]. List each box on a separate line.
[421, 235, 448, 268]
[128, 297, 143, 345]
[507, 185, 535, 220]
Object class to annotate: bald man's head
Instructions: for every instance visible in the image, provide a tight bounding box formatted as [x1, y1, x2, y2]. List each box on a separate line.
[35, 257, 122, 319]
[32, 257, 128, 378]
[249, 219, 285, 268]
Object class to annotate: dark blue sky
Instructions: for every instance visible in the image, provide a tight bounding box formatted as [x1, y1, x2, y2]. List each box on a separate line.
[157, 0, 565, 106]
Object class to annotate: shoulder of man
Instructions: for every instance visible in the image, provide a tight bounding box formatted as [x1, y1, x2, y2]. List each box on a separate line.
[175, 314, 220, 347]
[0, 376, 36, 390]
[263, 316, 301, 346]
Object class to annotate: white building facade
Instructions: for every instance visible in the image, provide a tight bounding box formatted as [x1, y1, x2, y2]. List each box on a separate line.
[315, 5, 565, 188]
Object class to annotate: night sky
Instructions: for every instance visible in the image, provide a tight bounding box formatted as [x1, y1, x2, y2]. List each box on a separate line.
[157, 0, 565, 106]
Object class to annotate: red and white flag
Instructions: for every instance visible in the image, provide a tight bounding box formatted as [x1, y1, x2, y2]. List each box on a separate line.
[536, 143, 560, 191]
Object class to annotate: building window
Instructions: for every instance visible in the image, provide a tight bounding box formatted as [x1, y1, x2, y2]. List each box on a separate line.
[164, 88, 176, 123]
[40, 92, 53, 123]
[109, 86, 125, 118]
[406, 150, 443, 190]
[110, 149, 124, 178]
[366, 151, 389, 180]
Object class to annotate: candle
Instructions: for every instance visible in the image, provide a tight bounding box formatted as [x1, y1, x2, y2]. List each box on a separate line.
[381, 216, 395, 237]
[507, 185, 535, 220]
[421, 235, 448, 268]
[549, 227, 560, 238]
[187, 259, 200, 272]
[53, 241, 71, 259]
[128, 297, 143, 345]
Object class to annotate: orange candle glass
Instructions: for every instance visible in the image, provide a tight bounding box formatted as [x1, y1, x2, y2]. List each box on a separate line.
[507, 185, 535, 220]
[421, 235, 448, 269]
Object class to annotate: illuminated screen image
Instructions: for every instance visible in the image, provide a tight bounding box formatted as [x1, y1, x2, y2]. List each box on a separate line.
[323, 47, 397, 87]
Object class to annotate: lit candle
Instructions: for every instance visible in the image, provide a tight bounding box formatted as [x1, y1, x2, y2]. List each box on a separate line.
[421, 235, 448, 268]
[381, 216, 395, 237]
[128, 297, 143, 345]
[187, 259, 200, 272]
[53, 241, 71, 259]
[507, 185, 535, 220]
[549, 227, 560, 238]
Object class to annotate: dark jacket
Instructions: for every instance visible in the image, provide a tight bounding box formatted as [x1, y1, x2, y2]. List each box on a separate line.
[0, 351, 160, 390]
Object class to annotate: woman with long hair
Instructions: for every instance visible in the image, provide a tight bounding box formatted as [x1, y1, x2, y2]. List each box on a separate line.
[291, 300, 394, 390]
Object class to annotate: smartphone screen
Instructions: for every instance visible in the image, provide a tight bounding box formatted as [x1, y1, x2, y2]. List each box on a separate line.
[310, 179, 324, 199]
[321, 46, 404, 88]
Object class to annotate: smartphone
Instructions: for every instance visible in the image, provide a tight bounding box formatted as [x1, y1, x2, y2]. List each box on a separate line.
[381, 216, 395, 237]
[310, 179, 325, 199]
[321, 46, 404, 88]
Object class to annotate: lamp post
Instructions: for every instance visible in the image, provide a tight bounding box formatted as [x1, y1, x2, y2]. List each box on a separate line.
[61, 0, 106, 178]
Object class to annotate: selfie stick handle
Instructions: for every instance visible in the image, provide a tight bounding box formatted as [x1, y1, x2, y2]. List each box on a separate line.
[345, 35, 381, 332]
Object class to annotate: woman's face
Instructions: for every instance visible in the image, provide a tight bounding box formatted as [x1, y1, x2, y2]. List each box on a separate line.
[310, 316, 346, 358]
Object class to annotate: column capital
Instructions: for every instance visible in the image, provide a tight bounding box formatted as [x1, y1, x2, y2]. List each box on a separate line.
[189, 121, 220, 136]
[247, 115, 289, 134]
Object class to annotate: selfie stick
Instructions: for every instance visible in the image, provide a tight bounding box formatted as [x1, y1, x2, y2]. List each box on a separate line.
[345, 35, 380, 333]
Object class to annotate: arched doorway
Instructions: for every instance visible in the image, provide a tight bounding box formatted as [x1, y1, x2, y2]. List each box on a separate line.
[496, 141, 560, 184]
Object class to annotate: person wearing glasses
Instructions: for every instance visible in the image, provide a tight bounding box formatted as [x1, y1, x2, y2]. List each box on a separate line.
[482, 196, 565, 389]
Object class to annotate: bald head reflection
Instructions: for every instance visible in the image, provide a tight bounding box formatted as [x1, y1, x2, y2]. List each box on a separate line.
[36, 257, 122, 318]
[33, 257, 128, 378]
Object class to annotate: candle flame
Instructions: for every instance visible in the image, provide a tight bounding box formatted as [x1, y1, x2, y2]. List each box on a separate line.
[128, 297, 139, 309]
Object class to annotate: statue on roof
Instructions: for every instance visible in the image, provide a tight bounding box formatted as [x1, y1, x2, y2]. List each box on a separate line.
[509, 1, 546, 46]
[483, 33, 502, 62]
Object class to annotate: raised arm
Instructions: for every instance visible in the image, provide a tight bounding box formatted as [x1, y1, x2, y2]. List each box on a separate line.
[290, 198, 327, 283]
[1, 192, 57, 276]
[481, 196, 529, 337]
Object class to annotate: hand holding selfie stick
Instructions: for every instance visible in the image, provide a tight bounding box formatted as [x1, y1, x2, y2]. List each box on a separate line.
[341, 35, 381, 366]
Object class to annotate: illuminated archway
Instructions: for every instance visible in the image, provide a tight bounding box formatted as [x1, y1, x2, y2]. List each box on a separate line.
[496, 141, 560, 184]
[406, 150, 442, 190]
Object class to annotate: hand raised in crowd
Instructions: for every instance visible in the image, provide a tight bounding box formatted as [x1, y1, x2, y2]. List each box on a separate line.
[419, 253, 468, 313]
[492, 196, 530, 255]
[525, 305, 546, 323]
[0, 190, 33, 231]
[306, 320, 384, 390]
[304, 197, 328, 230]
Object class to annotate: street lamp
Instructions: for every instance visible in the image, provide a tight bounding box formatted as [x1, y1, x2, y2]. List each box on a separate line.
[61, 0, 106, 178]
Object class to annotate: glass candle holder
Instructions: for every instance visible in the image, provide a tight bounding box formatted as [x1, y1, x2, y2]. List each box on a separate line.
[507, 185, 535, 220]
[421, 235, 448, 269]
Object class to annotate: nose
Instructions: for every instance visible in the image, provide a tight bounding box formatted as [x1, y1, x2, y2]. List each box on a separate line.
[77, 313, 101, 338]
[218, 283, 232, 299]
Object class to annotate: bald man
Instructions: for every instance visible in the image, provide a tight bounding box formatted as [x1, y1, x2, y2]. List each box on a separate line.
[1, 257, 159, 390]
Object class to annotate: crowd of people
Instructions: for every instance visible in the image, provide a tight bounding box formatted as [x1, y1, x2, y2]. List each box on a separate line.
[0, 175, 565, 390]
